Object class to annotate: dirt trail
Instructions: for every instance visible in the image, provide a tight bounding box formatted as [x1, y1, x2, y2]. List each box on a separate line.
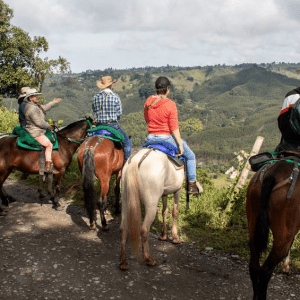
[0, 178, 299, 300]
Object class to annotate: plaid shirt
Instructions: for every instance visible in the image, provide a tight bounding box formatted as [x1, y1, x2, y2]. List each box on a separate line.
[92, 88, 122, 123]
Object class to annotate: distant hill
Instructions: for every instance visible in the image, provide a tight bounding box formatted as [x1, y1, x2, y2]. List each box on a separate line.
[3, 63, 300, 164]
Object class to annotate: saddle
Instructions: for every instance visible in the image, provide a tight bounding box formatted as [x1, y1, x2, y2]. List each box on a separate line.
[251, 150, 300, 199]
[11, 126, 58, 151]
[136, 140, 186, 169]
[86, 125, 124, 145]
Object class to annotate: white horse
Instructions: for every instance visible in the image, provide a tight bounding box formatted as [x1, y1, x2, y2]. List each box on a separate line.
[120, 148, 185, 270]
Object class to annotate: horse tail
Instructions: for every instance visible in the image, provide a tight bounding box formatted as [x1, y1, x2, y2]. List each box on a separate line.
[124, 162, 142, 259]
[254, 175, 275, 255]
[82, 148, 96, 219]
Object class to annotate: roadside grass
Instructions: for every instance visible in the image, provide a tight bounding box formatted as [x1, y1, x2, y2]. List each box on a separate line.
[10, 157, 300, 273]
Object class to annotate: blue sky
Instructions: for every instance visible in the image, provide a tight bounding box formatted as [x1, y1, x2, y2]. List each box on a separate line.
[8, 0, 300, 73]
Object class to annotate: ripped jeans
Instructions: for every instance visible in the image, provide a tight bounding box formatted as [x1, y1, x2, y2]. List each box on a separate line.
[145, 134, 197, 181]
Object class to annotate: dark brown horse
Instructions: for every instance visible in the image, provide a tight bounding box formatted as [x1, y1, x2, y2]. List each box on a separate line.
[0, 118, 92, 215]
[246, 159, 300, 300]
[77, 135, 124, 231]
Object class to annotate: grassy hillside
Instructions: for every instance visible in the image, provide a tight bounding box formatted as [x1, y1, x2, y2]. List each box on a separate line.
[3, 63, 300, 166]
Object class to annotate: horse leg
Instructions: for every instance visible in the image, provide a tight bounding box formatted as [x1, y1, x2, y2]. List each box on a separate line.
[120, 204, 129, 270]
[38, 176, 47, 202]
[256, 236, 295, 300]
[282, 239, 294, 274]
[141, 204, 158, 266]
[249, 238, 261, 300]
[51, 173, 64, 211]
[159, 195, 168, 241]
[0, 171, 13, 207]
[97, 176, 110, 231]
[171, 189, 182, 244]
[114, 171, 121, 215]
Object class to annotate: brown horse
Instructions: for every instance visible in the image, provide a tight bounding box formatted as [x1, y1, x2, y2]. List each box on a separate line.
[77, 135, 124, 231]
[0, 118, 92, 215]
[246, 159, 300, 300]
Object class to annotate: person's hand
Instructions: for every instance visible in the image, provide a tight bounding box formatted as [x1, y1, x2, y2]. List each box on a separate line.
[48, 125, 54, 131]
[177, 144, 184, 156]
[53, 98, 61, 104]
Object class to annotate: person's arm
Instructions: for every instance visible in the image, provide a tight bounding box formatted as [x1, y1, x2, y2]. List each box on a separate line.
[115, 96, 122, 120]
[172, 128, 184, 156]
[42, 98, 61, 112]
[168, 102, 183, 155]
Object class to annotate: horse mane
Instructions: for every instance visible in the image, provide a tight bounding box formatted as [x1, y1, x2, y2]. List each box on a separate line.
[57, 118, 92, 137]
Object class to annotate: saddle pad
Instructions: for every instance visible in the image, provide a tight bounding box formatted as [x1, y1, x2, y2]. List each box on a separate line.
[142, 140, 186, 163]
[87, 125, 124, 142]
[12, 126, 58, 151]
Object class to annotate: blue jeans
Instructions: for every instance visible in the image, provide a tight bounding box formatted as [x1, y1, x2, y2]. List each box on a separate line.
[145, 134, 197, 181]
[98, 122, 131, 161]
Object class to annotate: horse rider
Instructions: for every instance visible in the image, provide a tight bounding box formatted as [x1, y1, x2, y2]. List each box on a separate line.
[277, 86, 300, 151]
[17, 86, 30, 129]
[144, 76, 203, 195]
[92, 76, 131, 162]
[24, 88, 61, 173]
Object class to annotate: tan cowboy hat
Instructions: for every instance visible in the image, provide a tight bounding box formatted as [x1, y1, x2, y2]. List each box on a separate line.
[24, 88, 42, 100]
[18, 87, 30, 99]
[96, 76, 117, 89]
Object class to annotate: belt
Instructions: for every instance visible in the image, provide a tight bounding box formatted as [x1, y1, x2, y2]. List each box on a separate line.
[97, 121, 118, 125]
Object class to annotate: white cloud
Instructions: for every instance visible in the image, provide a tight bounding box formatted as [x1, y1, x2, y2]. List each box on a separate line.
[7, 0, 300, 73]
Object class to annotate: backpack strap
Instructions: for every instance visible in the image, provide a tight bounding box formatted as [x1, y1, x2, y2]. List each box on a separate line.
[147, 96, 164, 111]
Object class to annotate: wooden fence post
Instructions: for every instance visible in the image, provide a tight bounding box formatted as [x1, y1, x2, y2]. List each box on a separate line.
[236, 136, 265, 189]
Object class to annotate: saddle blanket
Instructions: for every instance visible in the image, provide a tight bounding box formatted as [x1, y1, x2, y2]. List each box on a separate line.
[11, 126, 58, 151]
[142, 140, 186, 166]
[87, 125, 124, 142]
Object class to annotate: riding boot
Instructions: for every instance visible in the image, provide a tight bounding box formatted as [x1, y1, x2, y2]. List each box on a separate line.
[44, 161, 52, 173]
[188, 180, 204, 195]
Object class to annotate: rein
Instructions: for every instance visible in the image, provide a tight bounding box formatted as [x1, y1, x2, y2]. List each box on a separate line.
[63, 119, 93, 145]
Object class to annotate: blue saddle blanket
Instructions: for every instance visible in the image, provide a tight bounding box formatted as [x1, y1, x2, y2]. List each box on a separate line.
[142, 140, 186, 162]
[88, 129, 115, 138]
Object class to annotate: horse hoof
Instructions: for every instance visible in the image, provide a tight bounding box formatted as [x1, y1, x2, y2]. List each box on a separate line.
[283, 269, 291, 275]
[172, 238, 181, 244]
[146, 258, 157, 266]
[120, 263, 129, 271]
[159, 235, 168, 241]
[54, 206, 64, 211]
[8, 197, 16, 203]
[89, 224, 97, 231]
[102, 225, 109, 231]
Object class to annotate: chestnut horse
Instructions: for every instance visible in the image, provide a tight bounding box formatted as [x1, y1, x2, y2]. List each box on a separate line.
[246, 159, 300, 300]
[0, 118, 92, 215]
[119, 148, 185, 270]
[77, 135, 124, 231]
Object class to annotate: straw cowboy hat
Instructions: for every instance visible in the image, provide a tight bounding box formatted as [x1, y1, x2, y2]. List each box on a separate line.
[24, 88, 42, 100]
[96, 76, 117, 89]
[18, 87, 30, 99]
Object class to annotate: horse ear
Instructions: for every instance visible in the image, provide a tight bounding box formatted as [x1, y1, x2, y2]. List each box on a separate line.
[84, 116, 95, 124]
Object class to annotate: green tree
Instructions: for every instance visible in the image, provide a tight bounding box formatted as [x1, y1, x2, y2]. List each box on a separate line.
[180, 118, 203, 132]
[0, 0, 70, 99]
